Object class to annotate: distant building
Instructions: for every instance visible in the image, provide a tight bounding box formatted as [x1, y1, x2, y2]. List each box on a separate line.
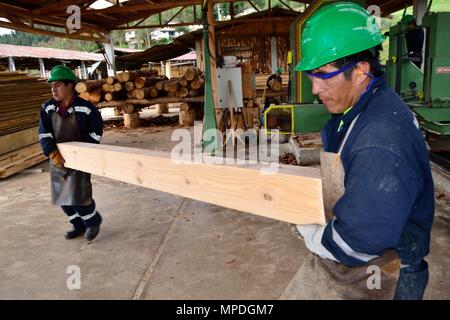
[150, 28, 181, 41]
[125, 30, 138, 48]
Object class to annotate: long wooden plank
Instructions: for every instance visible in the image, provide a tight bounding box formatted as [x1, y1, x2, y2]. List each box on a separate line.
[58, 142, 325, 225]
[0, 127, 39, 155]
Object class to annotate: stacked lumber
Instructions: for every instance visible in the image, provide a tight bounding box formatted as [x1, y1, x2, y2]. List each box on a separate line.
[0, 126, 47, 179]
[0, 141, 47, 178]
[0, 71, 52, 136]
[0, 71, 50, 178]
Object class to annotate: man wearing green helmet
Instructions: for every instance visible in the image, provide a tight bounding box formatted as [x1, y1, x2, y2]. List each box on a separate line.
[39, 65, 104, 242]
[283, 2, 434, 300]
[261, 66, 284, 126]
[401, 14, 424, 68]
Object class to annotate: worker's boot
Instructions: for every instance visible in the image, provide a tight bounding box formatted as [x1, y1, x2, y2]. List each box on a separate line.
[65, 227, 85, 240]
[85, 215, 102, 241]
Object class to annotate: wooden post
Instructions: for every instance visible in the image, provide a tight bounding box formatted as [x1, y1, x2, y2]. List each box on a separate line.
[207, 0, 219, 111]
[165, 60, 172, 78]
[8, 57, 15, 72]
[123, 104, 140, 128]
[81, 61, 88, 79]
[195, 40, 204, 71]
[124, 112, 140, 128]
[271, 37, 277, 73]
[104, 33, 116, 76]
[113, 107, 122, 116]
[156, 103, 169, 114]
[179, 103, 195, 126]
[38, 58, 46, 78]
[160, 61, 165, 76]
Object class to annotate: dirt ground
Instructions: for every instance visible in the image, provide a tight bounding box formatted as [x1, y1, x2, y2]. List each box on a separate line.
[0, 108, 449, 299]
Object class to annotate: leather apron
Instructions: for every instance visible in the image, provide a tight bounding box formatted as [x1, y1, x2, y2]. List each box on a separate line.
[281, 115, 400, 300]
[50, 110, 92, 206]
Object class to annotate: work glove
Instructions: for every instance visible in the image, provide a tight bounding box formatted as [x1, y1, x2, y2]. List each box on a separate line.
[295, 224, 338, 262]
[49, 150, 65, 168]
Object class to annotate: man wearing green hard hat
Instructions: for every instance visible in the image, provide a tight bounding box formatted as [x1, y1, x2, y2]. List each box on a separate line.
[401, 14, 424, 68]
[39, 65, 104, 241]
[261, 66, 284, 126]
[283, 2, 434, 300]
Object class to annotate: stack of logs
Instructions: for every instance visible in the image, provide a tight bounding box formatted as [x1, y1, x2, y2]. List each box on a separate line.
[75, 67, 205, 105]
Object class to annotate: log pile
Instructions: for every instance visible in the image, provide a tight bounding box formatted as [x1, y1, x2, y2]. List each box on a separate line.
[0, 71, 50, 178]
[76, 67, 205, 105]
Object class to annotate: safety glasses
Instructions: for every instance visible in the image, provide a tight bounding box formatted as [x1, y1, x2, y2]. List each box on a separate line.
[305, 62, 357, 88]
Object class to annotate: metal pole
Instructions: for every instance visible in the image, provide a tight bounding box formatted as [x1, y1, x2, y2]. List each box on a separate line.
[202, 1, 218, 152]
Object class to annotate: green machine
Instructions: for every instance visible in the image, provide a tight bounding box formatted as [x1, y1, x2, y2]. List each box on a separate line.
[386, 11, 450, 151]
[264, 1, 450, 152]
[264, 0, 365, 135]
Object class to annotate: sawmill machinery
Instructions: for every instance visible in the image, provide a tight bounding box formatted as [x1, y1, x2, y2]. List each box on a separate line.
[263, 0, 450, 152]
[386, 10, 450, 151]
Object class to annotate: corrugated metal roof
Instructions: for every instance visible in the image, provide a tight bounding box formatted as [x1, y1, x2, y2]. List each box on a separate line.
[112, 47, 144, 53]
[117, 43, 190, 63]
[172, 51, 196, 61]
[0, 44, 104, 61]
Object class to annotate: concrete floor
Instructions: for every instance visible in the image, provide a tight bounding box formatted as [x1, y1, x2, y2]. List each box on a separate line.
[1, 109, 449, 299]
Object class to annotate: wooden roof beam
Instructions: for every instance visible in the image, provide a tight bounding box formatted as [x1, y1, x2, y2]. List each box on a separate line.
[113, 20, 200, 30]
[164, 6, 186, 26]
[0, 19, 108, 42]
[277, 0, 299, 14]
[108, 9, 160, 28]
[81, 0, 242, 16]
[0, 3, 31, 17]
[0, 3, 109, 34]
[32, 0, 88, 16]
[32, 15, 110, 34]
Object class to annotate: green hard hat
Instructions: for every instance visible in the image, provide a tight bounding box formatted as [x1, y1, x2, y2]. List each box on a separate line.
[47, 65, 78, 83]
[276, 67, 283, 74]
[401, 14, 416, 25]
[295, 2, 386, 72]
